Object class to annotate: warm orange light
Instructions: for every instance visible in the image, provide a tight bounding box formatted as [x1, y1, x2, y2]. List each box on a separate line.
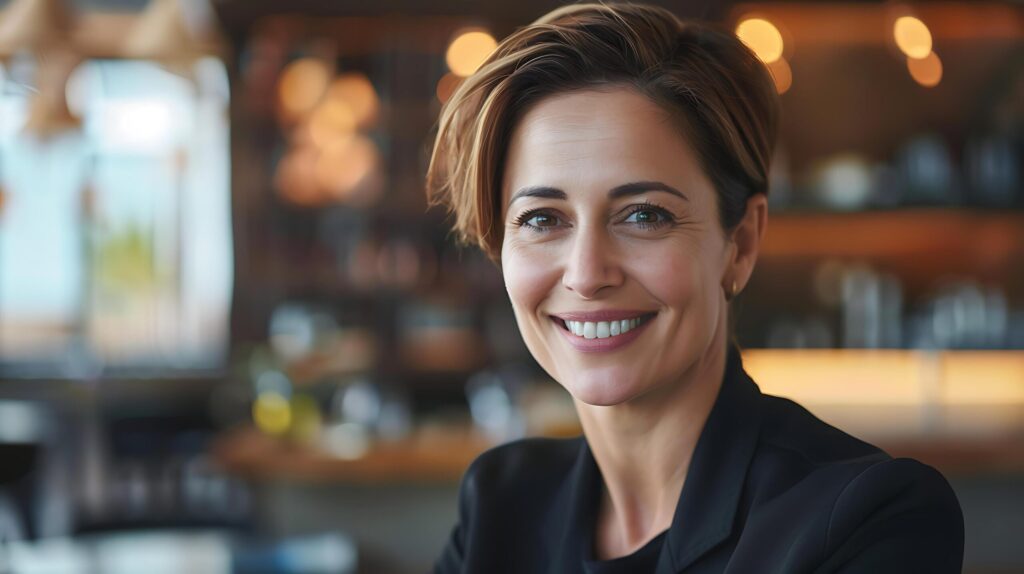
[893, 16, 932, 60]
[274, 145, 321, 206]
[942, 352, 1024, 405]
[435, 72, 462, 104]
[314, 134, 379, 200]
[446, 30, 497, 77]
[768, 57, 792, 95]
[307, 99, 357, 148]
[907, 51, 942, 88]
[278, 58, 331, 120]
[327, 73, 379, 127]
[735, 17, 784, 64]
[744, 349, 924, 406]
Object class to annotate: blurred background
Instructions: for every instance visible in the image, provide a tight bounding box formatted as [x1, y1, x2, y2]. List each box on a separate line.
[0, 0, 1020, 572]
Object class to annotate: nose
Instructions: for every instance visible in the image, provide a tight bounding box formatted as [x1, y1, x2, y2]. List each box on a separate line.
[561, 224, 624, 299]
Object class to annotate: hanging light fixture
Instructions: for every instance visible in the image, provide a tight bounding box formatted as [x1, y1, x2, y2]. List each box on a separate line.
[0, 0, 82, 139]
[0, 0, 74, 57]
[23, 50, 81, 137]
[123, 0, 224, 75]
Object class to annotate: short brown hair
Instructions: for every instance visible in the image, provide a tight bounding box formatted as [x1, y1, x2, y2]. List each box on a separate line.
[426, 2, 779, 261]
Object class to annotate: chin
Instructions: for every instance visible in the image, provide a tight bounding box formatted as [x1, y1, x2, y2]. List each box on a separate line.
[561, 367, 645, 407]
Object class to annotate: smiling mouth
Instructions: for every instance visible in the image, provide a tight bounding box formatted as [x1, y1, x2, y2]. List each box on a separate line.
[553, 313, 656, 339]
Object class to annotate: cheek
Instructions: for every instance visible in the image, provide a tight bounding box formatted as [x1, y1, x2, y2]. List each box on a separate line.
[632, 246, 712, 305]
[501, 245, 557, 314]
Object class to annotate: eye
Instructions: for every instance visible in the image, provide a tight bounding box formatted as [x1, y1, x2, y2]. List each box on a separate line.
[526, 214, 560, 227]
[624, 210, 663, 224]
[622, 203, 675, 229]
[513, 209, 564, 231]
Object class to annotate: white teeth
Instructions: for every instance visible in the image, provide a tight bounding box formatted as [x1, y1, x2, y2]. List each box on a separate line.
[562, 317, 648, 339]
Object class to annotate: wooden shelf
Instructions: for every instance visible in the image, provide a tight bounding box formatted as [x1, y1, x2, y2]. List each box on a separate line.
[213, 351, 1024, 483]
[763, 209, 1024, 259]
[213, 426, 492, 484]
[760, 210, 1024, 286]
[213, 423, 1024, 484]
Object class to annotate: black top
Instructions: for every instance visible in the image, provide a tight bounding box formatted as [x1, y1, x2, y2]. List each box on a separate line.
[433, 345, 965, 573]
[579, 444, 667, 574]
[584, 530, 667, 574]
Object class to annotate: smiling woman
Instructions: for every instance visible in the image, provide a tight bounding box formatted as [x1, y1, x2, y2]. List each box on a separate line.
[499, 88, 736, 409]
[426, 3, 964, 573]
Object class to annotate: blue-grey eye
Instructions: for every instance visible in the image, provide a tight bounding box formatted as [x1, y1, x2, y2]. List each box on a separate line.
[625, 210, 663, 224]
[526, 214, 559, 227]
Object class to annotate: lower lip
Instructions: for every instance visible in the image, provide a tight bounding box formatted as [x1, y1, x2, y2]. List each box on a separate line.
[553, 315, 655, 354]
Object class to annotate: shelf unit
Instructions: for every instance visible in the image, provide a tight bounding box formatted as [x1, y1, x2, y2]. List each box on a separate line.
[215, 346, 1024, 483]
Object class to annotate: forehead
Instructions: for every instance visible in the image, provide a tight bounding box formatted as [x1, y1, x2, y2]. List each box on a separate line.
[501, 87, 707, 203]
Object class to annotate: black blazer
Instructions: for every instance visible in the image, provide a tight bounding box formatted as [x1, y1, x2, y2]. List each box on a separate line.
[434, 345, 964, 573]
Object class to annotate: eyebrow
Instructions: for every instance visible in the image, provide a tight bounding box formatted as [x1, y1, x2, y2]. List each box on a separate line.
[507, 181, 688, 206]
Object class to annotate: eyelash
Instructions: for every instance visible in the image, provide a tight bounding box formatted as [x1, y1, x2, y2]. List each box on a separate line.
[624, 202, 677, 229]
[512, 202, 677, 232]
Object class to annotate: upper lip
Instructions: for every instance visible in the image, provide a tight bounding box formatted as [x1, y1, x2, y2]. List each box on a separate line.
[549, 310, 655, 322]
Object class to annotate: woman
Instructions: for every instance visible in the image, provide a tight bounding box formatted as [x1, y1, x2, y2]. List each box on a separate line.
[426, 4, 964, 572]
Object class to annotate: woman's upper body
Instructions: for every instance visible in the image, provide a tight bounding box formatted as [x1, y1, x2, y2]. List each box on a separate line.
[425, 3, 965, 571]
[434, 344, 965, 573]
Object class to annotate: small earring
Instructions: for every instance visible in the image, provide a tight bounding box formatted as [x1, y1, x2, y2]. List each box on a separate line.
[726, 279, 738, 300]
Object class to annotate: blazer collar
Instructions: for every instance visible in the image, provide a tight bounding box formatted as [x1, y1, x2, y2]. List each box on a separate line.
[547, 434, 600, 571]
[551, 344, 763, 573]
[664, 343, 763, 571]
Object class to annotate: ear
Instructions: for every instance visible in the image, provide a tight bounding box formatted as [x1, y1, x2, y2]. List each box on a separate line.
[723, 194, 768, 296]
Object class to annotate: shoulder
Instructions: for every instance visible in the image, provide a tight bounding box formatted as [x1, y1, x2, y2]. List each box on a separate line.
[457, 436, 585, 517]
[449, 437, 583, 556]
[820, 457, 964, 571]
[461, 435, 584, 498]
[757, 393, 886, 465]
[752, 392, 959, 510]
[435, 437, 586, 573]
[746, 393, 963, 570]
[827, 456, 962, 534]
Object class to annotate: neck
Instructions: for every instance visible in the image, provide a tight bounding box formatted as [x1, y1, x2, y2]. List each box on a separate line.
[575, 336, 729, 559]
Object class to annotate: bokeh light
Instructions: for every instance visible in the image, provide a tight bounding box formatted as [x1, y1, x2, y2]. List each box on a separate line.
[274, 145, 321, 206]
[907, 51, 943, 88]
[278, 58, 331, 120]
[894, 16, 933, 60]
[735, 17, 784, 64]
[445, 30, 497, 77]
[327, 72, 379, 127]
[435, 72, 462, 104]
[307, 98, 357, 148]
[253, 392, 292, 435]
[314, 134, 380, 200]
[768, 57, 792, 95]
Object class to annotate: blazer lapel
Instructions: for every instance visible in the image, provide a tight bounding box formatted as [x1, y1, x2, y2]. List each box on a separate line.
[546, 437, 601, 573]
[661, 344, 764, 573]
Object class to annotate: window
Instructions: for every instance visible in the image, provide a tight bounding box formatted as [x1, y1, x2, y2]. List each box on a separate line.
[0, 58, 232, 376]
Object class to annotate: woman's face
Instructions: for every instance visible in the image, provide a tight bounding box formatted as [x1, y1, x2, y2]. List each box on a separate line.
[500, 87, 735, 406]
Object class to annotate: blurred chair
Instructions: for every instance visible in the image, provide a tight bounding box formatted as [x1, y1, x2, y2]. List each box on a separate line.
[0, 401, 51, 541]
